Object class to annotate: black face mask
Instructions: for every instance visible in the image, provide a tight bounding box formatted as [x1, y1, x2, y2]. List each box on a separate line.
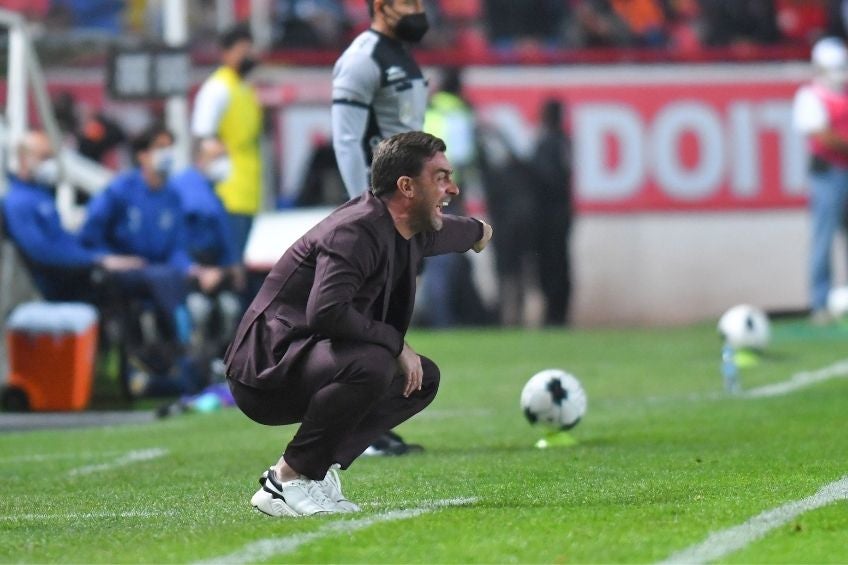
[387, 9, 429, 43]
[237, 56, 257, 77]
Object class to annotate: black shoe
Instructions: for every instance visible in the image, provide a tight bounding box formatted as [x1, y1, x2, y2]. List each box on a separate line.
[363, 431, 424, 456]
[155, 400, 188, 419]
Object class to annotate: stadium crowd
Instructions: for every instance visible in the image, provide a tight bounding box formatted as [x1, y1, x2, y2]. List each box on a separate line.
[3, 0, 846, 58]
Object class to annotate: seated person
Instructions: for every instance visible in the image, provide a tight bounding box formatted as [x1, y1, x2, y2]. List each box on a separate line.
[2, 130, 144, 302]
[80, 124, 223, 395]
[170, 138, 245, 356]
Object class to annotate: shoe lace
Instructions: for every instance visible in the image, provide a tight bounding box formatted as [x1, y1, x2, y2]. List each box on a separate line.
[323, 467, 346, 501]
[306, 479, 336, 509]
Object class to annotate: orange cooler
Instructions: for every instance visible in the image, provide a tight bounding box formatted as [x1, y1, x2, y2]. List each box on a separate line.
[5, 302, 99, 411]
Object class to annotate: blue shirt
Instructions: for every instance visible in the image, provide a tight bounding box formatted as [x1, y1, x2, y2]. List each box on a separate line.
[170, 167, 238, 267]
[2, 175, 101, 299]
[80, 169, 192, 273]
[53, 0, 123, 33]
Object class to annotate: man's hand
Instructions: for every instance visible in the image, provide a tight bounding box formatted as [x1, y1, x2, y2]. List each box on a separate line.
[397, 341, 423, 398]
[472, 220, 493, 253]
[193, 265, 226, 294]
[100, 255, 146, 272]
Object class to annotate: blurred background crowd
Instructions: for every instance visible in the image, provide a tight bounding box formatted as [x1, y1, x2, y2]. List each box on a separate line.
[3, 0, 847, 58]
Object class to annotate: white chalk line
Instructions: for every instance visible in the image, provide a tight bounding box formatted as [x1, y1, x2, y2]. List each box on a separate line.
[416, 407, 493, 420]
[742, 359, 848, 398]
[358, 496, 476, 508]
[630, 358, 848, 409]
[67, 448, 168, 477]
[195, 496, 478, 565]
[0, 450, 127, 464]
[0, 509, 175, 522]
[659, 475, 848, 564]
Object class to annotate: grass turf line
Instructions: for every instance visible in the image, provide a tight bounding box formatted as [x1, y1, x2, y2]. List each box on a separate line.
[1, 323, 847, 563]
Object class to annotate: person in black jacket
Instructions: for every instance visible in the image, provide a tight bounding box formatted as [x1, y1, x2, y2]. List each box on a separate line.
[530, 99, 574, 326]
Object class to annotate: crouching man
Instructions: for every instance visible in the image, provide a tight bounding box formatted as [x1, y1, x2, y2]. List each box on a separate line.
[224, 131, 493, 516]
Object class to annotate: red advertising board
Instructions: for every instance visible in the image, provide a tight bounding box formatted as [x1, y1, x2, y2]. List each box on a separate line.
[463, 66, 808, 212]
[16, 64, 813, 214]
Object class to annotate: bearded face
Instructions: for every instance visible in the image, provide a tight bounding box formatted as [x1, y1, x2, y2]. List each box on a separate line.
[408, 152, 458, 233]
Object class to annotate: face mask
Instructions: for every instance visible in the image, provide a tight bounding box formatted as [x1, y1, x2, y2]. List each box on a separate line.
[384, 6, 429, 43]
[33, 157, 60, 187]
[237, 56, 257, 77]
[823, 68, 848, 90]
[204, 156, 232, 183]
[151, 147, 174, 176]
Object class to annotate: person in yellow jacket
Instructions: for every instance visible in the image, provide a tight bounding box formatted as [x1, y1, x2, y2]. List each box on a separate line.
[191, 23, 263, 256]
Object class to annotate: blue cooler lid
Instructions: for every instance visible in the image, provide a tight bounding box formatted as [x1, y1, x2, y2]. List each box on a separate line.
[7, 302, 99, 335]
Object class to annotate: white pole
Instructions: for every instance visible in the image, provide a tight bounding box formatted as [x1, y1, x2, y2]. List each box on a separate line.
[27, 42, 63, 155]
[24, 32, 80, 225]
[163, 0, 191, 170]
[6, 20, 27, 173]
[249, 0, 272, 52]
[215, 0, 235, 32]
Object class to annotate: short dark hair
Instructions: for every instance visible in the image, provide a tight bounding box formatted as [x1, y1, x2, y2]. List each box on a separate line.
[366, 0, 393, 18]
[131, 123, 173, 160]
[220, 22, 253, 49]
[371, 131, 446, 198]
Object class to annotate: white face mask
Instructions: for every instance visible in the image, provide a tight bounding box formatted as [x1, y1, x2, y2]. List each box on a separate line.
[32, 157, 60, 186]
[151, 147, 175, 176]
[825, 68, 848, 90]
[204, 156, 232, 183]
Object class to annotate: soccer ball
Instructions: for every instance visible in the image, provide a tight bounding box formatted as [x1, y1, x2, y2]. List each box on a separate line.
[717, 304, 770, 350]
[521, 369, 587, 430]
[827, 286, 848, 319]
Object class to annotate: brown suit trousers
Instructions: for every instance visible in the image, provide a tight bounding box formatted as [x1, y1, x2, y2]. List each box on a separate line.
[228, 339, 439, 479]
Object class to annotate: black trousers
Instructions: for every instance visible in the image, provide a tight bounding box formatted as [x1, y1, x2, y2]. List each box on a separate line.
[228, 340, 440, 480]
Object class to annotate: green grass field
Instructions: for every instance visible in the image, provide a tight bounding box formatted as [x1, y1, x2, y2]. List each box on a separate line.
[2, 322, 848, 563]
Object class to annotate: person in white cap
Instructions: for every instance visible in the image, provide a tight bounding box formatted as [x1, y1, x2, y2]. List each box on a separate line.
[792, 37, 848, 325]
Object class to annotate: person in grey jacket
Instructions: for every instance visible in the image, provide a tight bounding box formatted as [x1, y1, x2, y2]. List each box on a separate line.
[331, 0, 430, 198]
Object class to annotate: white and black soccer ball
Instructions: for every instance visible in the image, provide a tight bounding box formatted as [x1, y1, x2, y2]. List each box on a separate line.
[717, 304, 770, 350]
[521, 369, 587, 430]
[827, 286, 848, 319]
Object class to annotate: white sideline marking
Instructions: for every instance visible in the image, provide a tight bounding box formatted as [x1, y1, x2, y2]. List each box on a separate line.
[659, 476, 848, 564]
[195, 497, 478, 565]
[358, 496, 481, 509]
[0, 450, 125, 464]
[67, 448, 168, 477]
[743, 359, 848, 398]
[635, 358, 848, 407]
[0, 509, 174, 522]
[417, 407, 493, 420]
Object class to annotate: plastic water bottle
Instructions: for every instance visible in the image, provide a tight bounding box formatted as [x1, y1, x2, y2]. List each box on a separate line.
[189, 391, 222, 413]
[720, 343, 740, 394]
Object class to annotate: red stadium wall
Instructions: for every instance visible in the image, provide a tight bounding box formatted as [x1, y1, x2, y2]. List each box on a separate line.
[25, 62, 829, 325]
[257, 63, 824, 326]
[261, 63, 828, 325]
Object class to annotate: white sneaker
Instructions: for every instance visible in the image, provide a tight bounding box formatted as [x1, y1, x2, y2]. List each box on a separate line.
[315, 464, 361, 513]
[251, 469, 333, 517]
[258, 466, 359, 513]
[250, 487, 299, 517]
[302, 478, 340, 513]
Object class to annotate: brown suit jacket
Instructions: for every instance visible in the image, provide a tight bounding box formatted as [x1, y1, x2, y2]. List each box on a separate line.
[225, 192, 483, 389]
